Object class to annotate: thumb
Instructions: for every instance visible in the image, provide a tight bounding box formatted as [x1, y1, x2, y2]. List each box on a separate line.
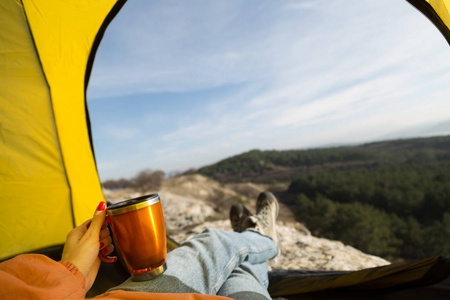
[88, 201, 107, 234]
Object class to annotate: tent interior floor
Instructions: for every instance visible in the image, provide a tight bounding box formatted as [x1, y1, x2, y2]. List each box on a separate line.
[21, 244, 450, 299]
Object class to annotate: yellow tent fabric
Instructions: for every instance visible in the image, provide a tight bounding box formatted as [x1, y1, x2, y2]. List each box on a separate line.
[0, 0, 126, 260]
[407, 0, 450, 44]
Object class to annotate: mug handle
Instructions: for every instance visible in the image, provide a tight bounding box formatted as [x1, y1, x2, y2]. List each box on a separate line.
[99, 215, 118, 263]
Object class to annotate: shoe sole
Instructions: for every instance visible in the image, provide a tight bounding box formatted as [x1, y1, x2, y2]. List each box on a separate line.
[230, 203, 253, 232]
[256, 192, 279, 219]
[256, 192, 279, 247]
[230, 203, 244, 232]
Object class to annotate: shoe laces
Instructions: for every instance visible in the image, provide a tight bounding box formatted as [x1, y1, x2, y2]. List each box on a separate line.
[257, 204, 271, 225]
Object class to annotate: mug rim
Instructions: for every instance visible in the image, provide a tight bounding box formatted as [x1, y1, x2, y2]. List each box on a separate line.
[107, 193, 160, 215]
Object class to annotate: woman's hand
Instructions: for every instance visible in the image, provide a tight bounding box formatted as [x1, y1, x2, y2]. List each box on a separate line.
[61, 202, 114, 290]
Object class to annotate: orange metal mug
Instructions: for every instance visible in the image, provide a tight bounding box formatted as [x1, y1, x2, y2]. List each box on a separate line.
[100, 194, 167, 281]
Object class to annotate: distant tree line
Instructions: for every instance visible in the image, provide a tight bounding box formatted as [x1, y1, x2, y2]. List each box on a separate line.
[197, 136, 450, 183]
[102, 169, 165, 193]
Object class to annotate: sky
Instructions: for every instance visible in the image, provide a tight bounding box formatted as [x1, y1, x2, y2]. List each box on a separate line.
[86, 0, 450, 181]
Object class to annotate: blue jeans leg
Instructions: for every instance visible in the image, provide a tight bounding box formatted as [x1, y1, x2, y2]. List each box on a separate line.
[109, 228, 278, 297]
[217, 261, 271, 300]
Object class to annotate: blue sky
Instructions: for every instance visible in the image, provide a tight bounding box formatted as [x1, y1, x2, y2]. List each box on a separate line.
[87, 0, 450, 181]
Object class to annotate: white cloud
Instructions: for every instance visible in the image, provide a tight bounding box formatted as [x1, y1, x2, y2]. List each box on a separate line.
[104, 125, 140, 140]
[283, 1, 322, 11]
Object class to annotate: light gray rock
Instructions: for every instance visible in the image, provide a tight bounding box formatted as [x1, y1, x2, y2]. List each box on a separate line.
[103, 175, 390, 272]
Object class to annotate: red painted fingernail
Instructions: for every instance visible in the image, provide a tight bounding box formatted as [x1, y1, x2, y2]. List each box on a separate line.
[97, 202, 106, 211]
[101, 248, 109, 256]
[100, 242, 105, 249]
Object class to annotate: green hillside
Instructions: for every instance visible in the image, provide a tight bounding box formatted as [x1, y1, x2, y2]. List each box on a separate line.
[197, 135, 450, 261]
[197, 136, 450, 183]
